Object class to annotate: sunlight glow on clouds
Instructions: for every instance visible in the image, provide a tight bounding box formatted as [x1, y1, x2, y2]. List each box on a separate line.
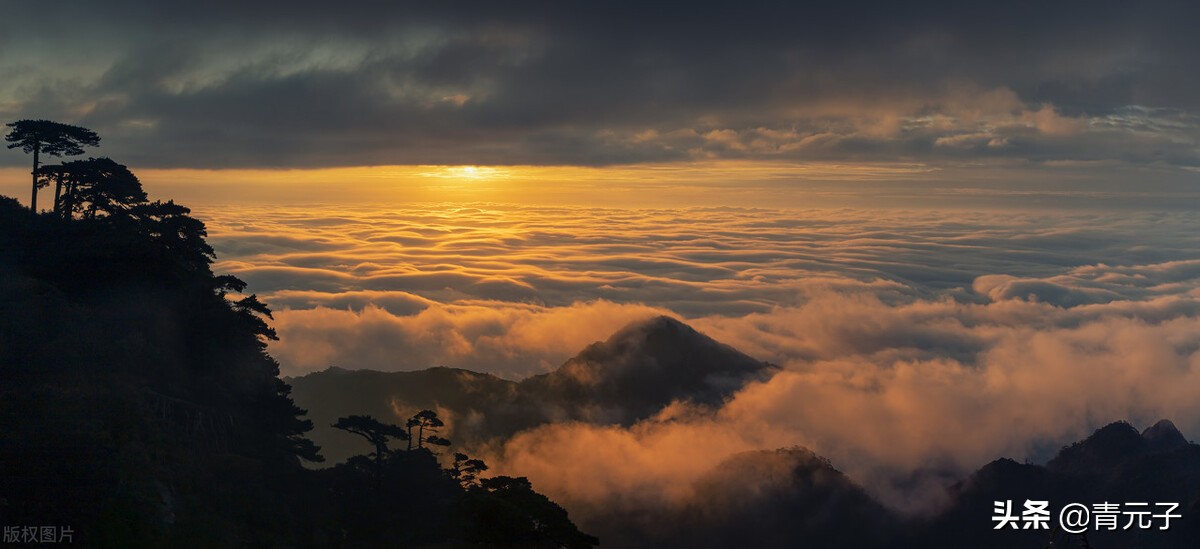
[205, 201, 1200, 513]
[485, 280, 1200, 517]
[4, 0, 1199, 539]
[415, 165, 511, 180]
[193, 203, 1200, 378]
[157, 198, 1200, 522]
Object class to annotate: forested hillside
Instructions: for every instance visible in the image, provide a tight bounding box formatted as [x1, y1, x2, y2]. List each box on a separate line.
[0, 122, 595, 547]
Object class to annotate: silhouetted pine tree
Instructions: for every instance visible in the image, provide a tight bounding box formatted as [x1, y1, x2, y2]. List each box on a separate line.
[4, 120, 99, 212]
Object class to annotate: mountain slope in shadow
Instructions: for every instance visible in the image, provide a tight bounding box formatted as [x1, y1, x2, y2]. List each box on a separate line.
[286, 315, 1200, 547]
[574, 421, 1200, 548]
[588, 447, 898, 549]
[521, 315, 775, 424]
[289, 315, 775, 464]
[907, 420, 1200, 548]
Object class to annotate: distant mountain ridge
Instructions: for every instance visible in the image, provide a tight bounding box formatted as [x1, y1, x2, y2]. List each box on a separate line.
[529, 419, 1200, 548]
[289, 315, 775, 464]
[903, 419, 1200, 548]
[1047, 419, 1189, 473]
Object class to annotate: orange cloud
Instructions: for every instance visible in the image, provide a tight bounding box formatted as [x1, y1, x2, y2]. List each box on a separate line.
[271, 300, 673, 378]
[485, 292, 1200, 521]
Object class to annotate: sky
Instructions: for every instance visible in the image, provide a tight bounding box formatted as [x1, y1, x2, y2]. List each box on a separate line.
[1, 1, 1199, 185]
[4, 0, 1200, 521]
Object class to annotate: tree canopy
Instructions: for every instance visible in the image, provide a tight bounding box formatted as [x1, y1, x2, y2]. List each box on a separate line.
[333, 414, 409, 485]
[42, 157, 147, 219]
[407, 409, 451, 450]
[5, 119, 100, 212]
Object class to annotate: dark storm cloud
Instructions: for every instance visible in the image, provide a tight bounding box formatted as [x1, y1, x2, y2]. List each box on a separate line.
[2, 1, 1199, 169]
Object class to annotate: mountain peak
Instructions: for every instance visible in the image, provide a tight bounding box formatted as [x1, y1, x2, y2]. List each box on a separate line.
[1142, 419, 1188, 451]
[1047, 421, 1146, 474]
[1048, 420, 1193, 474]
[611, 314, 695, 339]
[564, 315, 766, 383]
[586, 315, 715, 363]
[521, 315, 772, 424]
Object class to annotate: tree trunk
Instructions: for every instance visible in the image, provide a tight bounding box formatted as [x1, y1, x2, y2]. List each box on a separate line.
[30, 145, 39, 212]
[53, 174, 63, 215]
[374, 441, 385, 490]
[61, 180, 74, 218]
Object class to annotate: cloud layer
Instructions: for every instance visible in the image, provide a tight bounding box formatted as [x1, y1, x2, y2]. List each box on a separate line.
[195, 201, 1200, 533]
[482, 267, 1200, 531]
[193, 203, 1200, 377]
[187, 202, 1200, 524]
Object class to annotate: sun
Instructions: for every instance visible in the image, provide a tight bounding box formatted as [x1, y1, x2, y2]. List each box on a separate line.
[414, 165, 511, 180]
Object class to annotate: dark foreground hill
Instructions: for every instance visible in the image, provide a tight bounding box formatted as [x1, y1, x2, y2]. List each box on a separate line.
[0, 195, 595, 548]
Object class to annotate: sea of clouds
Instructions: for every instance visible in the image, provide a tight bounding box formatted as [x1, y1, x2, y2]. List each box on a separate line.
[199, 203, 1200, 513]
